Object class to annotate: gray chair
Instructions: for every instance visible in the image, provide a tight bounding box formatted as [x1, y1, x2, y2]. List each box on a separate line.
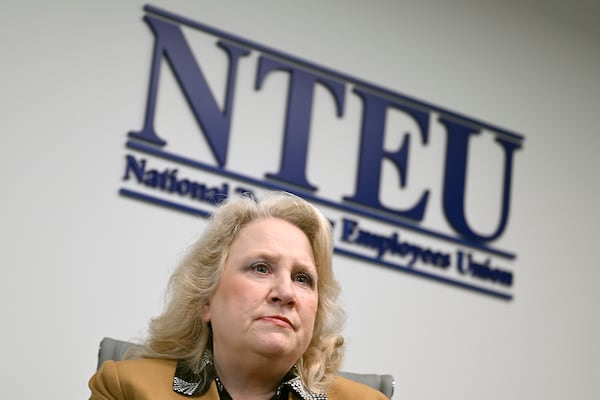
[97, 337, 395, 398]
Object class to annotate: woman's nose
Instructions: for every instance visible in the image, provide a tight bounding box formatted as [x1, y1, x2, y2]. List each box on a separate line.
[269, 276, 296, 306]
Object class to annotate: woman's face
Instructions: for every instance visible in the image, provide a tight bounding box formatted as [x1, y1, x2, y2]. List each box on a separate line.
[202, 217, 319, 371]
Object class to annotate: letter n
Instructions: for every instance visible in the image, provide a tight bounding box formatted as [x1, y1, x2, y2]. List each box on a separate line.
[129, 15, 250, 167]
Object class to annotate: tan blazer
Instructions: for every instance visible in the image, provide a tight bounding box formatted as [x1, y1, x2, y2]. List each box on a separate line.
[89, 358, 388, 400]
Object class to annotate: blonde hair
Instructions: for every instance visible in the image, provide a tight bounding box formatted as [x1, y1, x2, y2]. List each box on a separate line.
[139, 192, 345, 392]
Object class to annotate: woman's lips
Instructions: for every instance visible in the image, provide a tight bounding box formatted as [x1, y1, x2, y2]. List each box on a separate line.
[261, 315, 293, 329]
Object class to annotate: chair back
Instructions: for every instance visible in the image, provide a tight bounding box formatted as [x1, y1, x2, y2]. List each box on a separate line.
[97, 337, 394, 398]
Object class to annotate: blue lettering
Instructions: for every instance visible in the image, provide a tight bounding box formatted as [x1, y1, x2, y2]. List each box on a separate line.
[340, 218, 449, 268]
[123, 154, 146, 182]
[440, 117, 522, 242]
[343, 89, 430, 221]
[256, 56, 345, 191]
[129, 15, 250, 166]
[122, 155, 228, 204]
[341, 218, 359, 242]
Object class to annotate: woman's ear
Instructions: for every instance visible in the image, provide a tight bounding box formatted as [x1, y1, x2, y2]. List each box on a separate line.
[200, 301, 211, 323]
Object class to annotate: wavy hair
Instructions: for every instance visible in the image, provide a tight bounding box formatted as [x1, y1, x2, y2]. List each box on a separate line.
[137, 192, 346, 392]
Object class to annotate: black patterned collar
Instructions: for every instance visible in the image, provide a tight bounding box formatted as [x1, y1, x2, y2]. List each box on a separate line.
[172, 352, 327, 400]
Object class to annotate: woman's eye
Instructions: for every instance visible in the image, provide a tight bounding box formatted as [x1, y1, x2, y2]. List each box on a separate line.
[252, 262, 270, 274]
[294, 272, 313, 287]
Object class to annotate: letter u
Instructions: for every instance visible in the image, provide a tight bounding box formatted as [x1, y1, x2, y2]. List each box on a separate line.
[440, 117, 522, 243]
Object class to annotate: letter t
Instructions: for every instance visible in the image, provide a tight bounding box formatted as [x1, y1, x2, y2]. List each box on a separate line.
[255, 56, 345, 191]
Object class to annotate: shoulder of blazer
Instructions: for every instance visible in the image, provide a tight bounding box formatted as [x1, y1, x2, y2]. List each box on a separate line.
[90, 358, 221, 400]
[327, 375, 389, 400]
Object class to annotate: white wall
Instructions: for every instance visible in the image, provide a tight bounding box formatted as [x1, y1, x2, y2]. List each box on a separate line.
[1, 1, 598, 399]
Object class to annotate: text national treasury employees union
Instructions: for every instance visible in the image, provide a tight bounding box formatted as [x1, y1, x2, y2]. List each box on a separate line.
[119, 5, 524, 301]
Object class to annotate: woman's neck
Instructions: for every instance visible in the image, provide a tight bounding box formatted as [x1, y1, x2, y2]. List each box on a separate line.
[213, 355, 291, 400]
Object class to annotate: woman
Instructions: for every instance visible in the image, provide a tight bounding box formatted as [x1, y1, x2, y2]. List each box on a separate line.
[89, 192, 387, 400]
